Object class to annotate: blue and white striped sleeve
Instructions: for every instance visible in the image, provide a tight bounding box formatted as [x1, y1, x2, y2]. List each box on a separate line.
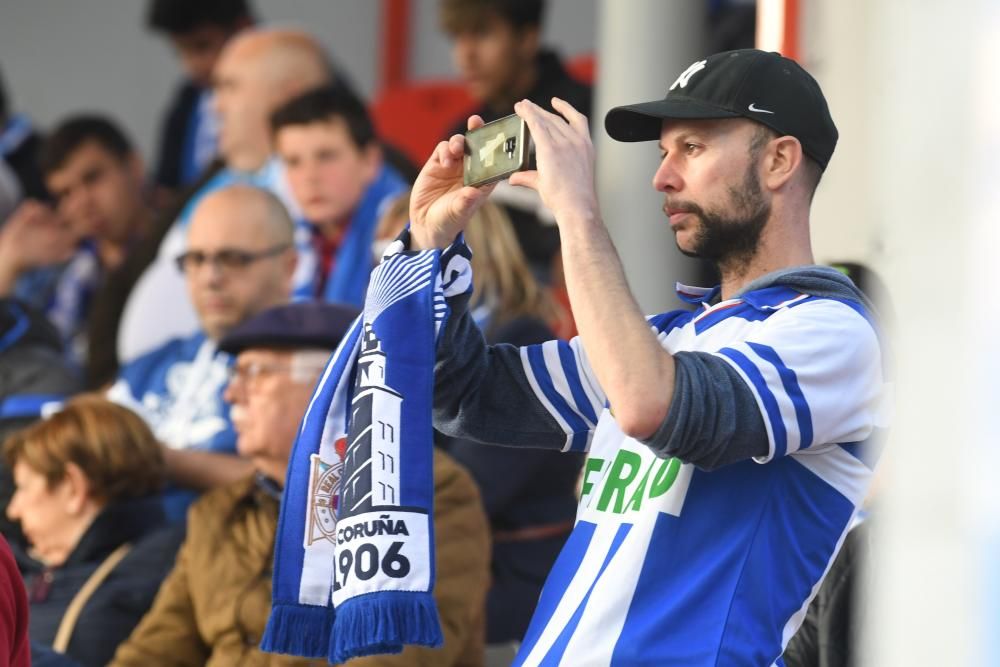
[712, 299, 886, 462]
[433, 304, 606, 454]
[518, 337, 607, 450]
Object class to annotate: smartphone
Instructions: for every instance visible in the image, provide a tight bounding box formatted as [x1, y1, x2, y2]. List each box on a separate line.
[463, 114, 532, 188]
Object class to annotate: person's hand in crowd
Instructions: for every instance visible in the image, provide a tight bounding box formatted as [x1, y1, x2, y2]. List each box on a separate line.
[510, 97, 599, 224]
[408, 115, 497, 250]
[0, 200, 78, 293]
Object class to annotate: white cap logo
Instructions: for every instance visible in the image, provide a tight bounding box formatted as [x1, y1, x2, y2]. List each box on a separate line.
[669, 59, 707, 91]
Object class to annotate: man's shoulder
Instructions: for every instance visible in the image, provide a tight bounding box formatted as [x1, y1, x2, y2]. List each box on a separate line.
[118, 332, 208, 379]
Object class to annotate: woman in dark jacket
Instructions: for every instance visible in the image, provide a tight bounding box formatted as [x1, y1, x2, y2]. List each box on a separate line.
[3, 395, 183, 667]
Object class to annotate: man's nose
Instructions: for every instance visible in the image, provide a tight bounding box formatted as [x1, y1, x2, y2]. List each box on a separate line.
[653, 155, 683, 193]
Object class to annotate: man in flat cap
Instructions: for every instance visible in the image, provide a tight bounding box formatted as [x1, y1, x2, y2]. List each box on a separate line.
[405, 49, 890, 664]
[112, 302, 490, 667]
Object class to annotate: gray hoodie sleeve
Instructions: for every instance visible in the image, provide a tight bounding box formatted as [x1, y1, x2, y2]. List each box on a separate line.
[639, 351, 768, 470]
[433, 296, 570, 450]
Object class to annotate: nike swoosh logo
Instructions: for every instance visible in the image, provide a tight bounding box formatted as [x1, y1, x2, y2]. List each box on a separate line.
[748, 103, 775, 114]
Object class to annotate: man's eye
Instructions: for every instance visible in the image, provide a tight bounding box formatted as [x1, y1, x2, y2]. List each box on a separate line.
[216, 251, 251, 268]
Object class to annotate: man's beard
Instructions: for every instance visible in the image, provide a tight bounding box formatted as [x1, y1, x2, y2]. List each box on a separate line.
[667, 164, 771, 275]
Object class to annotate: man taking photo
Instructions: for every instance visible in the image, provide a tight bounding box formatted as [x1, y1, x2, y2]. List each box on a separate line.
[407, 48, 889, 665]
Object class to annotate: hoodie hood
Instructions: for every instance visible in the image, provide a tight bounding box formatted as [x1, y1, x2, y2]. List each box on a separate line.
[736, 265, 880, 324]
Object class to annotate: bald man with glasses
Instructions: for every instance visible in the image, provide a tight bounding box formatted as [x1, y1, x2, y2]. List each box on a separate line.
[108, 184, 297, 522]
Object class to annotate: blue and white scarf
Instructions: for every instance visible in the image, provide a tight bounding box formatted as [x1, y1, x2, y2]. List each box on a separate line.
[262, 232, 473, 663]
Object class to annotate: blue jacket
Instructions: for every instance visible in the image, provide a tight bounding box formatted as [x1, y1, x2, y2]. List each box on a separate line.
[107, 332, 235, 521]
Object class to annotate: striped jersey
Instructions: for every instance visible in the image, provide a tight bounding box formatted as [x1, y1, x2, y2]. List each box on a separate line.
[505, 280, 888, 666]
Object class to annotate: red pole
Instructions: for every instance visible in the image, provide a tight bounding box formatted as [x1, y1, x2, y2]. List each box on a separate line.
[380, 0, 411, 90]
[783, 0, 800, 62]
[756, 0, 802, 61]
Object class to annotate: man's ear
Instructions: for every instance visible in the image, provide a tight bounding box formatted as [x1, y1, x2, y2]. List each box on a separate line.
[762, 136, 803, 191]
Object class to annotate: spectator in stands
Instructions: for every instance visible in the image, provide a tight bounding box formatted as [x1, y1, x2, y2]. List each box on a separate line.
[0, 67, 46, 202]
[0, 116, 153, 379]
[0, 534, 29, 667]
[0, 299, 81, 548]
[271, 86, 408, 305]
[145, 0, 255, 202]
[107, 185, 295, 521]
[441, 0, 590, 124]
[111, 302, 490, 666]
[117, 28, 334, 361]
[3, 396, 183, 667]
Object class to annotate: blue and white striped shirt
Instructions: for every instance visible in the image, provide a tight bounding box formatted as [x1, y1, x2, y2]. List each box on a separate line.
[435, 268, 889, 666]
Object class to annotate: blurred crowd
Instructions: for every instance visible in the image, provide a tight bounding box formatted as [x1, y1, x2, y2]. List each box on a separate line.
[0, 2, 883, 667]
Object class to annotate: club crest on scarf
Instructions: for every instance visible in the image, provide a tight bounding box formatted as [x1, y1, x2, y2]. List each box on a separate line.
[306, 453, 343, 546]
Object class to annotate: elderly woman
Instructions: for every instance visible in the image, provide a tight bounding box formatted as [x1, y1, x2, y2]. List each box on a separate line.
[3, 395, 183, 667]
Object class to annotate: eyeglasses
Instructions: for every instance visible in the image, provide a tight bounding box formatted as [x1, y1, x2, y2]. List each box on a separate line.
[174, 244, 290, 273]
[226, 362, 295, 386]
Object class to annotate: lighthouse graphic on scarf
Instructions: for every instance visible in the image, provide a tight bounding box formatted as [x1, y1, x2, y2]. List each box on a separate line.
[340, 324, 403, 516]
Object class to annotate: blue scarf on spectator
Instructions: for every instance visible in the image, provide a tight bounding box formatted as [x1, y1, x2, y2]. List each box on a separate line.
[320, 164, 408, 306]
[262, 232, 473, 662]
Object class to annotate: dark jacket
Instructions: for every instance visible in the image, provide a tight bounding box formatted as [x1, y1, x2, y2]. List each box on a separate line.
[438, 315, 582, 643]
[0, 300, 81, 544]
[783, 517, 872, 667]
[20, 497, 184, 667]
[153, 81, 203, 191]
[1, 122, 47, 201]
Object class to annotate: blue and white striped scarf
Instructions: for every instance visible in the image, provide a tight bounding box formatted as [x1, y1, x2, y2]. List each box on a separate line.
[262, 232, 473, 663]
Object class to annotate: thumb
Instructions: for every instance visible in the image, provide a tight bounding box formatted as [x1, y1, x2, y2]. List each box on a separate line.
[508, 170, 539, 191]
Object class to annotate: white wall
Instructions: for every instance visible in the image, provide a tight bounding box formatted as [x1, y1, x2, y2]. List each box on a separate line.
[0, 0, 594, 165]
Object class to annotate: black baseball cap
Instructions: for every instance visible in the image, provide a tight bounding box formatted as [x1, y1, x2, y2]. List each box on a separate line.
[218, 302, 359, 355]
[604, 49, 838, 170]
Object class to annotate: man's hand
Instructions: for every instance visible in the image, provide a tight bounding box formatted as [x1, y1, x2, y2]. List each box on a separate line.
[161, 444, 253, 491]
[510, 97, 600, 222]
[409, 116, 498, 250]
[0, 201, 77, 292]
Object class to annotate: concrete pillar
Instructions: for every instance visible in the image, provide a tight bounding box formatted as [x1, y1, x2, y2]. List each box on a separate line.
[830, 1, 997, 665]
[593, 0, 707, 313]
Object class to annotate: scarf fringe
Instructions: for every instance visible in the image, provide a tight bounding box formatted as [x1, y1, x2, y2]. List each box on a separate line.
[328, 591, 443, 663]
[260, 603, 334, 658]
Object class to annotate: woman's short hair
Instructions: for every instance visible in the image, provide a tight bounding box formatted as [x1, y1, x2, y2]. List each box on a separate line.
[2, 395, 165, 502]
